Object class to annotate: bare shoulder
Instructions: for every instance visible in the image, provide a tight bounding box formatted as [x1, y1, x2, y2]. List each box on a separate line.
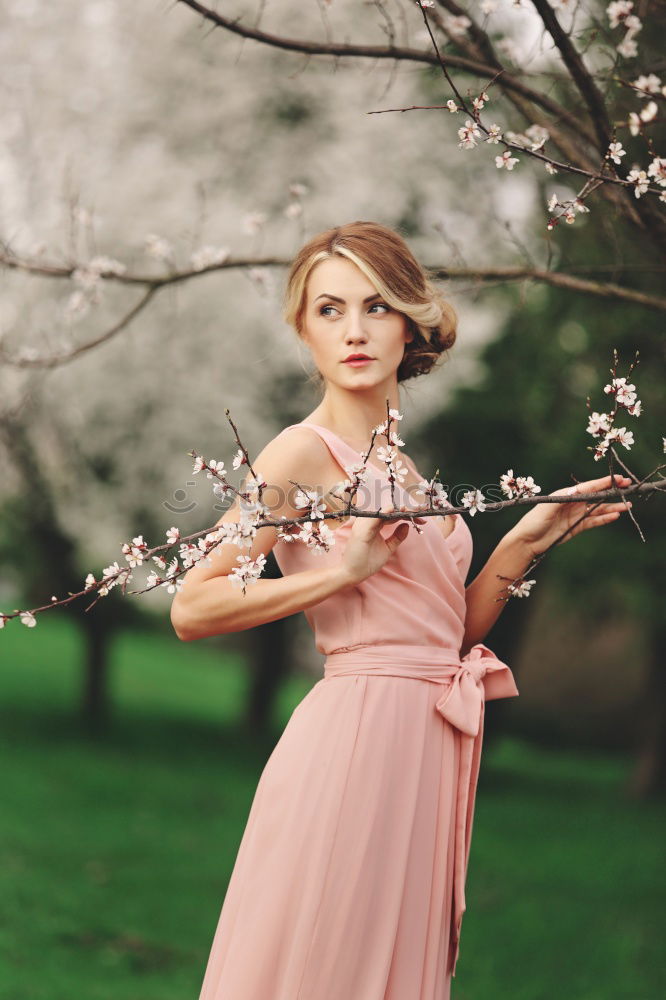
[255, 425, 335, 504]
[173, 427, 337, 595]
[213, 425, 334, 530]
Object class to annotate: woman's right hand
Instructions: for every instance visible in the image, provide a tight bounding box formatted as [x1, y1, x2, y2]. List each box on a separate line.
[340, 503, 426, 585]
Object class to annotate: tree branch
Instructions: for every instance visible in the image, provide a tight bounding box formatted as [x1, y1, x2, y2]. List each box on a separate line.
[2, 247, 665, 373]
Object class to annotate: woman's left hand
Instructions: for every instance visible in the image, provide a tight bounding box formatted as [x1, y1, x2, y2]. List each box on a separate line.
[511, 473, 634, 558]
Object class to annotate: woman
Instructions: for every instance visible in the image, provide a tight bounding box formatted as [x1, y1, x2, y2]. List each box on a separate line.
[171, 221, 632, 999]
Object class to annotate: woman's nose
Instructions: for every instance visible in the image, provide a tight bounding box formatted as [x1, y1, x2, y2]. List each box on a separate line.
[344, 309, 368, 341]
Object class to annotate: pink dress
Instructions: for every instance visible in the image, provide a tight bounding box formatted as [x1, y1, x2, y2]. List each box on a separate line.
[198, 422, 519, 1000]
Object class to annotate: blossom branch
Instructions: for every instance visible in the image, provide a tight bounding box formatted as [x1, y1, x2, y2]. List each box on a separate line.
[1, 348, 663, 628]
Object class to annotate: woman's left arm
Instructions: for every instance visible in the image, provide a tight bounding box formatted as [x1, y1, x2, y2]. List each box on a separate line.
[460, 473, 633, 658]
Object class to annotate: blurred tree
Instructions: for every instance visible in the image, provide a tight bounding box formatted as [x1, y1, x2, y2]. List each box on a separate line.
[0, 402, 145, 734]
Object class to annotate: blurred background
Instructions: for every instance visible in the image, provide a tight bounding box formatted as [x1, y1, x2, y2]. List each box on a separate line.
[0, 1, 664, 997]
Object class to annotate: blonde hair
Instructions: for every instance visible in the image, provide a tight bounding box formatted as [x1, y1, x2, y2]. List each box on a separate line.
[283, 221, 457, 383]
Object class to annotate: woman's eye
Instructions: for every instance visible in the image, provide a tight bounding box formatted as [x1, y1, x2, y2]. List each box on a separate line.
[318, 302, 389, 316]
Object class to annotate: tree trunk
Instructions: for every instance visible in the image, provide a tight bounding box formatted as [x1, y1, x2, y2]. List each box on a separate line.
[627, 618, 666, 799]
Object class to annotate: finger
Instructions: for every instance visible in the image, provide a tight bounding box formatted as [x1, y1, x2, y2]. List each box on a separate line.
[384, 522, 410, 552]
[583, 474, 633, 491]
[563, 475, 632, 497]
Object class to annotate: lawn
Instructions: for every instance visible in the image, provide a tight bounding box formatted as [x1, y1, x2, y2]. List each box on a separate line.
[0, 614, 663, 999]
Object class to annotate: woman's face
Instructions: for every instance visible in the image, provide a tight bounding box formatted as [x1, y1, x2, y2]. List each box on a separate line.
[301, 256, 413, 387]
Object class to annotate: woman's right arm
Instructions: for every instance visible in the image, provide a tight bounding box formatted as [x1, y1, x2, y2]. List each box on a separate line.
[169, 429, 355, 641]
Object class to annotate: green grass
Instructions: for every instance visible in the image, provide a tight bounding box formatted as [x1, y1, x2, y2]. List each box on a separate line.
[0, 614, 663, 999]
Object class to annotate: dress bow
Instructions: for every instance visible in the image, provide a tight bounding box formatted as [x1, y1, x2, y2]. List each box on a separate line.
[435, 641, 519, 737]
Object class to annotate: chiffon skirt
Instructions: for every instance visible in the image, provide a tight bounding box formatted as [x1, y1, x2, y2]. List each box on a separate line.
[198, 642, 518, 999]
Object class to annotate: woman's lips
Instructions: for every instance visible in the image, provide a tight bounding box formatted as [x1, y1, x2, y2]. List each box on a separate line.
[344, 358, 374, 367]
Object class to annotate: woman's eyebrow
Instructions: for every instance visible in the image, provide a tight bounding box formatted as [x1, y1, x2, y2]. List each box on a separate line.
[314, 293, 382, 304]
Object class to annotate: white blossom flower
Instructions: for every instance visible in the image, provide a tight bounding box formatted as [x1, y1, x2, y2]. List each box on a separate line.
[495, 151, 519, 170]
[628, 111, 642, 136]
[20, 611, 37, 627]
[389, 459, 409, 485]
[297, 521, 336, 553]
[626, 168, 649, 197]
[165, 576, 185, 595]
[102, 560, 121, 580]
[166, 527, 180, 545]
[244, 472, 267, 497]
[190, 246, 230, 271]
[122, 534, 147, 568]
[587, 411, 612, 437]
[446, 100, 459, 113]
[604, 376, 637, 407]
[525, 124, 550, 150]
[294, 487, 327, 519]
[507, 579, 536, 598]
[607, 141, 626, 164]
[593, 438, 610, 461]
[486, 124, 502, 144]
[607, 426, 634, 449]
[232, 448, 246, 470]
[458, 119, 482, 149]
[632, 74, 662, 95]
[414, 479, 450, 510]
[192, 455, 205, 474]
[640, 100, 658, 123]
[545, 162, 558, 175]
[343, 462, 369, 487]
[178, 542, 205, 570]
[473, 91, 489, 112]
[506, 125, 549, 151]
[500, 470, 541, 499]
[461, 489, 487, 515]
[73, 256, 126, 288]
[84, 573, 96, 590]
[647, 157, 666, 186]
[607, 1, 634, 31]
[206, 458, 226, 480]
[0, 615, 5, 628]
[617, 34, 639, 59]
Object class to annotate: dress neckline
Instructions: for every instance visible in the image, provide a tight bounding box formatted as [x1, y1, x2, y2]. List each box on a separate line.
[292, 421, 462, 545]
